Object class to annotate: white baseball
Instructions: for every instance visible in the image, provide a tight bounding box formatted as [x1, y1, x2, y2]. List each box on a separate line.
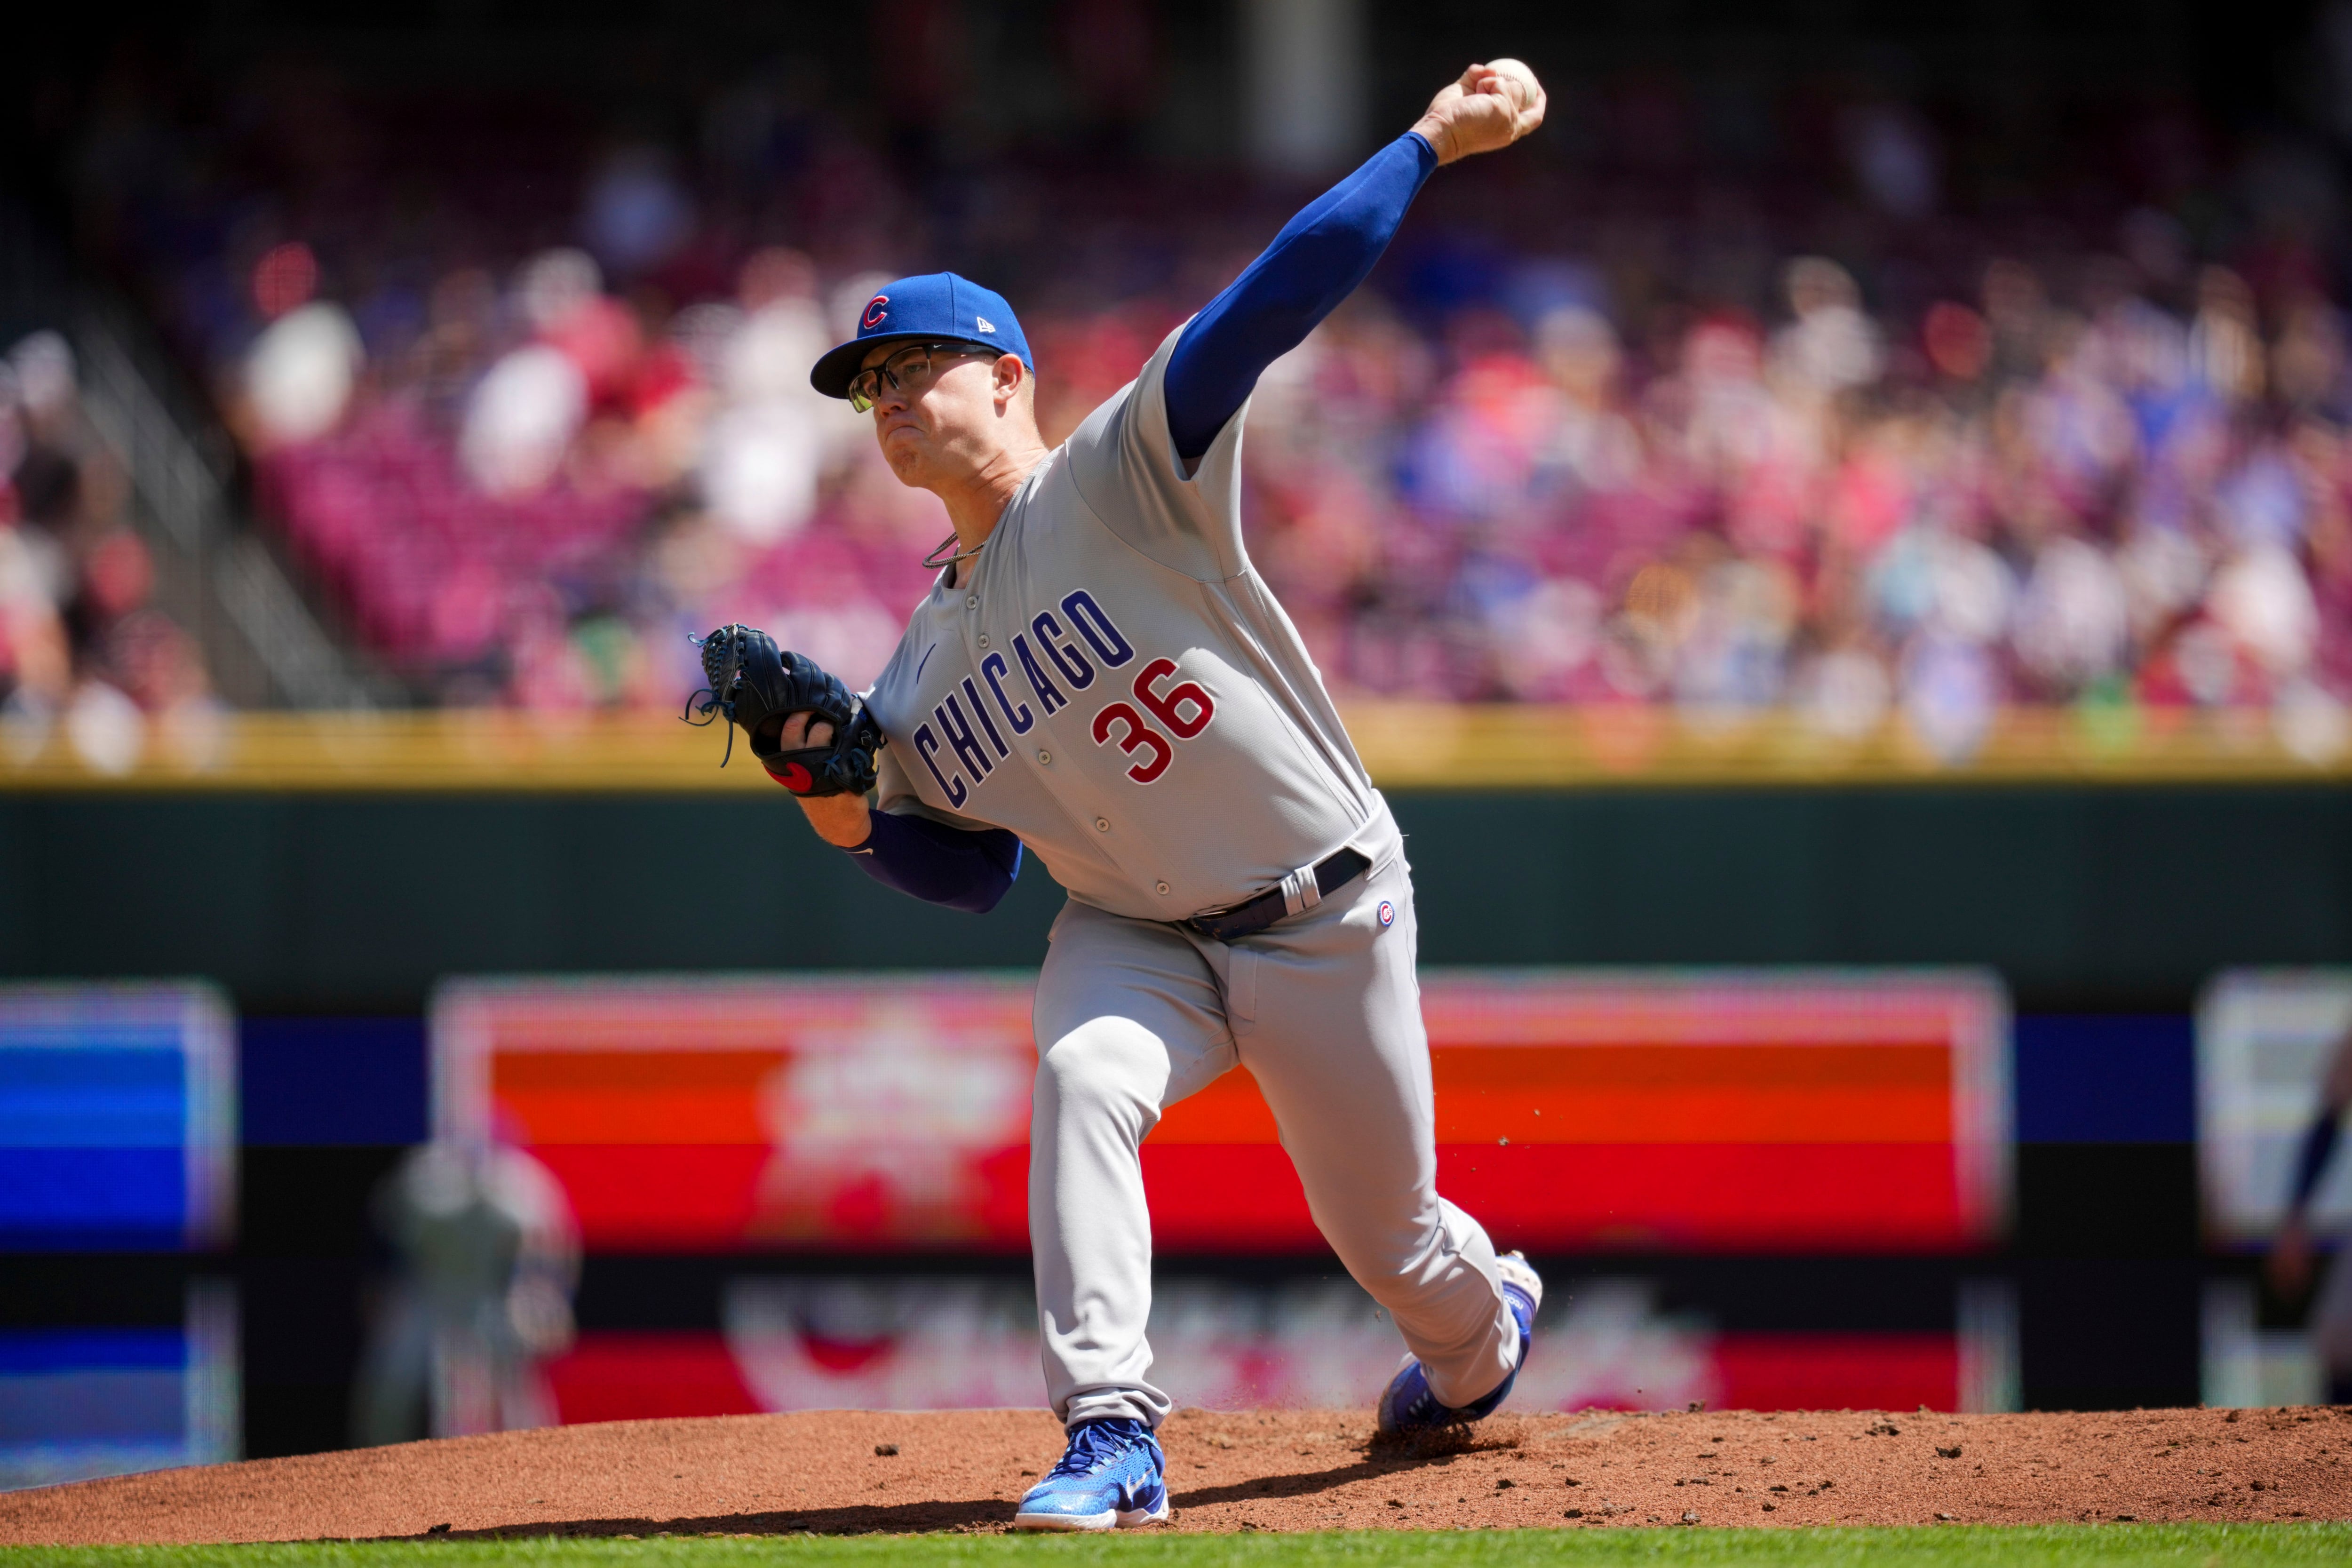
[1482, 58, 1541, 113]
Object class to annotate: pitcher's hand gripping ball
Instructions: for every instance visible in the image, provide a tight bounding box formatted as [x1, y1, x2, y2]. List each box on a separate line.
[685, 624, 882, 796]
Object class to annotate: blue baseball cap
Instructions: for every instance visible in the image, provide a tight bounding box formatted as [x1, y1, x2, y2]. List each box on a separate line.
[810, 271, 1033, 399]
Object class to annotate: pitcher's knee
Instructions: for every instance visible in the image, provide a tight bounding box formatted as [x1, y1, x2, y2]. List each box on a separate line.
[1317, 1210, 1478, 1304]
[1037, 1016, 1163, 1132]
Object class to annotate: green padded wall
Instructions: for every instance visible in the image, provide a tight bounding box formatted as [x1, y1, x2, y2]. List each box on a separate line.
[2, 786, 2345, 1010]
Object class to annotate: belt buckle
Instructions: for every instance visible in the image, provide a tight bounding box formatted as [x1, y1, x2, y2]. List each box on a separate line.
[1192, 898, 1240, 922]
[1186, 887, 1270, 940]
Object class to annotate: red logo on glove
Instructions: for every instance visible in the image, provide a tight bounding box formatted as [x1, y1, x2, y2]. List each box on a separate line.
[776, 761, 815, 793]
[862, 294, 889, 329]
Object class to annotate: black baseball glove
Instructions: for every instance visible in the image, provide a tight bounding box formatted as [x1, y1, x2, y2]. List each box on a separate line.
[684, 624, 883, 796]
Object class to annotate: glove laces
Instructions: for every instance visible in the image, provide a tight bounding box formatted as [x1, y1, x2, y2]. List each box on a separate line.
[681, 626, 743, 766]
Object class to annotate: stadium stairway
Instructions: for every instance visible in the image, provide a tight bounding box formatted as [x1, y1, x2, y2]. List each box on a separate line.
[0, 199, 391, 710]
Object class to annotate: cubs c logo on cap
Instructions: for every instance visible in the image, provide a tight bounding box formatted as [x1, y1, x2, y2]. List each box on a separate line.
[810, 272, 1030, 400]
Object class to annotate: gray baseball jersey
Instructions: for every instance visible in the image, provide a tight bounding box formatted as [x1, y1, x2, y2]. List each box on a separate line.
[863, 326, 1398, 920]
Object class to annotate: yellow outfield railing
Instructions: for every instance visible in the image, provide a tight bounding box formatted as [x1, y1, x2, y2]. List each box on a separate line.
[0, 702, 2345, 792]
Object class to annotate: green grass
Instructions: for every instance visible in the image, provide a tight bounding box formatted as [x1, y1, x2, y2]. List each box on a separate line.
[2, 1525, 2347, 1568]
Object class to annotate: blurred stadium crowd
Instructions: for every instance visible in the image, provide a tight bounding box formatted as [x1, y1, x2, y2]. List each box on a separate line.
[14, 60, 2352, 762]
[0, 329, 220, 764]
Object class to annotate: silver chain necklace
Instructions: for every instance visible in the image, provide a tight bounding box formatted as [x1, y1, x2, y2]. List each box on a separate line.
[922, 533, 985, 571]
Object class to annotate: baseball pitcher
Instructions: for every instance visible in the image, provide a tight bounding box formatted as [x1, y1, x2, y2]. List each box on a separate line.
[693, 61, 1548, 1530]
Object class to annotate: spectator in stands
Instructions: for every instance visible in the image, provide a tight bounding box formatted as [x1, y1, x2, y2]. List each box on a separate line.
[0, 332, 219, 773]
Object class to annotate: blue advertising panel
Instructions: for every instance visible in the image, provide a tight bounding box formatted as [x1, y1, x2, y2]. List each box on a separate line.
[0, 1286, 239, 1490]
[0, 985, 236, 1251]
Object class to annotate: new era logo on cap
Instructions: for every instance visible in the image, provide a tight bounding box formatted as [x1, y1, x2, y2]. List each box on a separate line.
[810, 271, 1033, 399]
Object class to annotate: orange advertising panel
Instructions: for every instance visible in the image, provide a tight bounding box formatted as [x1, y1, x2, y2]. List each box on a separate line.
[434, 970, 2008, 1253]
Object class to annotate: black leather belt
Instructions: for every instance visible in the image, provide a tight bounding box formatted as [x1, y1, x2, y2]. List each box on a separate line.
[1183, 849, 1371, 943]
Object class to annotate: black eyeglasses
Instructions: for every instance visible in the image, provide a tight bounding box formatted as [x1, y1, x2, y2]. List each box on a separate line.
[847, 342, 994, 413]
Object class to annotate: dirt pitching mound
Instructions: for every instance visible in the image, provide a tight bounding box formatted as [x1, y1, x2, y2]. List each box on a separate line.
[3, 1405, 2348, 1544]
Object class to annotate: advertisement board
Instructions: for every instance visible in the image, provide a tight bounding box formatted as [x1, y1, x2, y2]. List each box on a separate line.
[542, 1274, 2017, 1423]
[2197, 969, 2352, 1242]
[0, 985, 236, 1251]
[435, 969, 2008, 1255]
[0, 1284, 238, 1490]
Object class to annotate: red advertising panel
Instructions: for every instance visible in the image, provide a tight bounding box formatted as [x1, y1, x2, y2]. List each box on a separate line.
[532, 1275, 2018, 1421]
[541, 1330, 1967, 1424]
[436, 977, 1037, 1251]
[434, 970, 2008, 1254]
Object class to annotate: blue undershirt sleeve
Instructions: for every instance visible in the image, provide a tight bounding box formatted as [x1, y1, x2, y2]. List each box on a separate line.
[846, 809, 1022, 915]
[1164, 132, 1438, 462]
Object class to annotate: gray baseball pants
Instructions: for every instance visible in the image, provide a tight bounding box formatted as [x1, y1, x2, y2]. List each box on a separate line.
[1028, 827, 1519, 1430]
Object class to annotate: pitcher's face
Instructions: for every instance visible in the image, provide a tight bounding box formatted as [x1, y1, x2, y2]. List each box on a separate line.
[858, 342, 1022, 490]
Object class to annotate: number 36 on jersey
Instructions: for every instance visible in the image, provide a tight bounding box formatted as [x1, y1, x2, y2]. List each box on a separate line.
[912, 589, 1217, 807]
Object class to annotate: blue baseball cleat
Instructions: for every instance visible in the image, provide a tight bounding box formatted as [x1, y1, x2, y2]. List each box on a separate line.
[1012, 1417, 1171, 1531]
[1376, 1250, 1543, 1434]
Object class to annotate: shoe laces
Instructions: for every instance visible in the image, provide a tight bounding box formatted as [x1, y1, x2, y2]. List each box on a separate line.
[1047, 1418, 1149, 1479]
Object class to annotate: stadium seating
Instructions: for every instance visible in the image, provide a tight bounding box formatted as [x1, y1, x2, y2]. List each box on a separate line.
[24, 82, 2352, 772]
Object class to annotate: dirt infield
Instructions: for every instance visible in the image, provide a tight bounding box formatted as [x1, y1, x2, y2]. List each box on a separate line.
[2, 1406, 2347, 1544]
